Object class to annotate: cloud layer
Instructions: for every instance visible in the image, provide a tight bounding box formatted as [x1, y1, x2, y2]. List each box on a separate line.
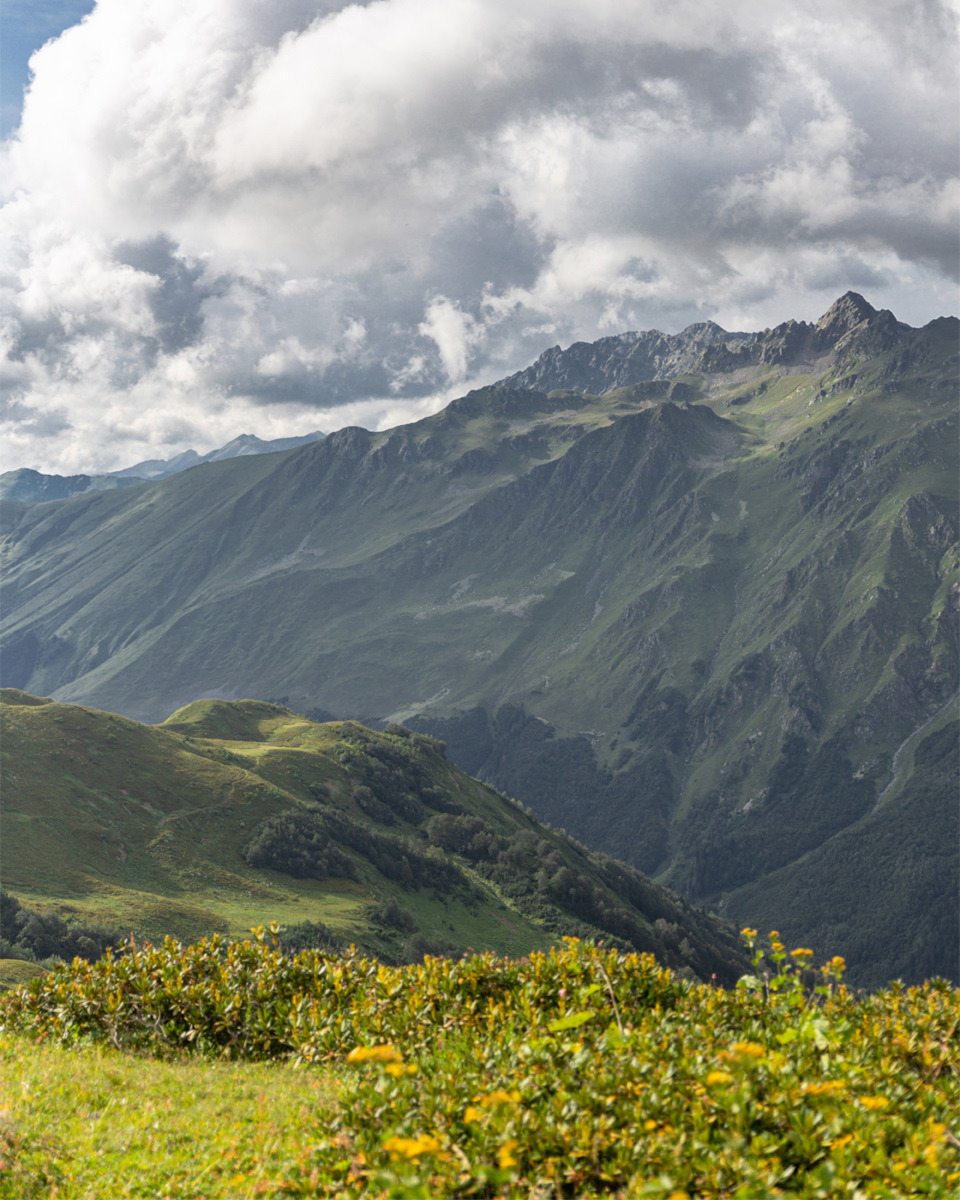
[2, 0, 957, 473]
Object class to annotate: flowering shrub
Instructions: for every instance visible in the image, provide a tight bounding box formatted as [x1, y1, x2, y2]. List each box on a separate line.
[1, 929, 957, 1196]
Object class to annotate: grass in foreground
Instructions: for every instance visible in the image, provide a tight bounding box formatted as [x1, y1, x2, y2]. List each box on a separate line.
[0, 1036, 337, 1198]
[1, 930, 957, 1198]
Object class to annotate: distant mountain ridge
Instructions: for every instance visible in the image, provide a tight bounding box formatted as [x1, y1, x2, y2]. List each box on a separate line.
[0, 430, 326, 503]
[0, 470, 146, 504]
[1, 293, 956, 987]
[110, 430, 327, 479]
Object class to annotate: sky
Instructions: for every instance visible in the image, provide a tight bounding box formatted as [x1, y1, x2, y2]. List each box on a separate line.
[1, 0, 957, 475]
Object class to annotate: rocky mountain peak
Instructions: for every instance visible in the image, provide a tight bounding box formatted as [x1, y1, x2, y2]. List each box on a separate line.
[695, 293, 913, 374]
[815, 292, 878, 344]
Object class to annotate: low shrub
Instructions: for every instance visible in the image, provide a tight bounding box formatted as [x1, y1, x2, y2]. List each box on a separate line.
[1, 930, 956, 1197]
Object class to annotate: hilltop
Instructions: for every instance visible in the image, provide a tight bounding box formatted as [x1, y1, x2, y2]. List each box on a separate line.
[0, 690, 744, 981]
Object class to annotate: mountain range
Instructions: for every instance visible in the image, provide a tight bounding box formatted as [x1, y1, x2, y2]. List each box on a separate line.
[1, 293, 956, 987]
[0, 431, 326, 503]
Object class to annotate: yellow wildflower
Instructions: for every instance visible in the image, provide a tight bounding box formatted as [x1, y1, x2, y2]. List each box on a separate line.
[731, 1041, 765, 1058]
[479, 1089, 519, 1108]
[705, 1071, 732, 1085]
[464, 1106, 483, 1123]
[804, 1080, 845, 1096]
[346, 1043, 401, 1064]
[498, 1139, 519, 1169]
[859, 1096, 890, 1110]
[790, 947, 814, 959]
[383, 1134, 442, 1160]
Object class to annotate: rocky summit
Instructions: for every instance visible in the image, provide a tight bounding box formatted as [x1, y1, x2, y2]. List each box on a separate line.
[1, 293, 956, 987]
[497, 320, 756, 394]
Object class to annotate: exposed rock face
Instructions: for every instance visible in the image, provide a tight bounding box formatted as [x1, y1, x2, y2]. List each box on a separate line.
[498, 322, 756, 394]
[815, 291, 879, 343]
[497, 294, 901, 398]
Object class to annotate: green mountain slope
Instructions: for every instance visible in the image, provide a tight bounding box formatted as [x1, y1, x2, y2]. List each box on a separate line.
[1, 293, 956, 984]
[0, 690, 745, 981]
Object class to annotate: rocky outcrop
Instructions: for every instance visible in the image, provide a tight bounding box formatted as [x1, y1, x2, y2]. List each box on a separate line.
[497, 322, 755, 394]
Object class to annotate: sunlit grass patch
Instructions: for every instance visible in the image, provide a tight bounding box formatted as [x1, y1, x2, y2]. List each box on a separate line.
[0, 1031, 339, 1199]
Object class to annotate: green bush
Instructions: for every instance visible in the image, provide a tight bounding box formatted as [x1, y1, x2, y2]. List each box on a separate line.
[242, 811, 358, 880]
[1, 930, 956, 1197]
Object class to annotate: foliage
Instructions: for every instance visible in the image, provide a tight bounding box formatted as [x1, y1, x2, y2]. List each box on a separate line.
[1, 930, 957, 1197]
[241, 811, 358, 881]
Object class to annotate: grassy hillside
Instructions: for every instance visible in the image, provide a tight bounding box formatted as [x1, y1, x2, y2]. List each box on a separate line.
[0, 689, 745, 982]
[1, 295, 956, 985]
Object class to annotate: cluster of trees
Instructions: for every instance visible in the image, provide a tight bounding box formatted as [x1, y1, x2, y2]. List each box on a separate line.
[242, 805, 472, 897]
[0, 892, 120, 965]
[335, 723, 459, 824]
[242, 810, 358, 880]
